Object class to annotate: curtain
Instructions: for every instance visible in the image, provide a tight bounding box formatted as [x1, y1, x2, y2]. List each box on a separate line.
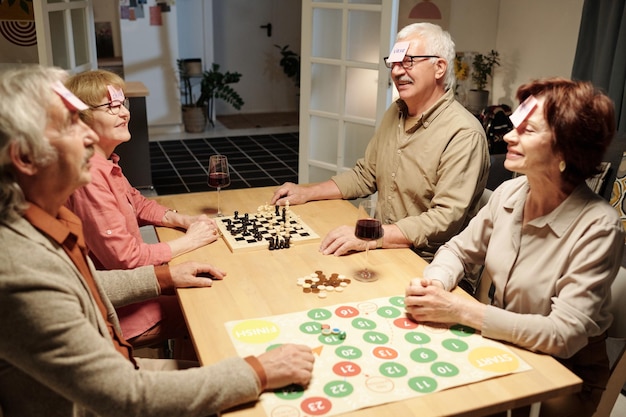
[571, 0, 626, 133]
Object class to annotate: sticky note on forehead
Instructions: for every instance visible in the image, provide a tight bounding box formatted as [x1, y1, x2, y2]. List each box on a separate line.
[509, 95, 538, 127]
[52, 81, 88, 111]
[107, 85, 125, 102]
[387, 41, 410, 63]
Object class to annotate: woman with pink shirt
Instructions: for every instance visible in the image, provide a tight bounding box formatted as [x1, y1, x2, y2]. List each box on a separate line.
[65, 69, 223, 358]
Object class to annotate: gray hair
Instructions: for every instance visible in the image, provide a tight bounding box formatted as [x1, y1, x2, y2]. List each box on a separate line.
[396, 23, 456, 90]
[0, 65, 65, 222]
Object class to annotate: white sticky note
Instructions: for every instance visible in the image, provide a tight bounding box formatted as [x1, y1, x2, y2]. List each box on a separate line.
[51, 81, 88, 111]
[387, 41, 410, 63]
[509, 95, 538, 128]
[107, 85, 125, 103]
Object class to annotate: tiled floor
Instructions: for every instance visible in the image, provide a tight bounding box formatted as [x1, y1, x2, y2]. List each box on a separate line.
[149, 132, 299, 196]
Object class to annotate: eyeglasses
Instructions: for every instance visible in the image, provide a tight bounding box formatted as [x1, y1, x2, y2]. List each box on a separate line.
[383, 55, 440, 69]
[90, 98, 130, 115]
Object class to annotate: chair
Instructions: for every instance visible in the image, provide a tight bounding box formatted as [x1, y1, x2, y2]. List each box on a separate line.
[592, 251, 626, 417]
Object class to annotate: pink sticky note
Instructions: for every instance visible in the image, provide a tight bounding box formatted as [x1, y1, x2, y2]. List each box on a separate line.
[387, 41, 410, 63]
[51, 81, 88, 111]
[107, 85, 125, 103]
[509, 95, 538, 127]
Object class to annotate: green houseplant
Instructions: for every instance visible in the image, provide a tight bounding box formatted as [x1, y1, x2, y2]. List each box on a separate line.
[467, 50, 500, 115]
[197, 63, 244, 126]
[177, 60, 245, 132]
[275, 44, 300, 88]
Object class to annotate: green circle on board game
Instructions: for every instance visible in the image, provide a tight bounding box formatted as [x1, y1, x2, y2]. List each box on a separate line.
[442, 338, 469, 352]
[300, 321, 321, 334]
[377, 305, 402, 319]
[362, 330, 389, 345]
[319, 333, 344, 345]
[335, 345, 363, 360]
[324, 380, 354, 398]
[450, 324, 475, 336]
[308, 308, 332, 321]
[388, 295, 405, 307]
[275, 384, 305, 400]
[410, 347, 438, 363]
[405, 331, 432, 344]
[379, 361, 408, 378]
[408, 376, 438, 393]
[351, 317, 376, 330]
[431, 361, 460, 377]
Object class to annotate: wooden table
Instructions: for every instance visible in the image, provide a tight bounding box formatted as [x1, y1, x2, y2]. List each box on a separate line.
[154, 186, 581, 417]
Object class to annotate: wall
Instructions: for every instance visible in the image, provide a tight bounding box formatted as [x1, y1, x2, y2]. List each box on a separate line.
[445, 0, 584, 108]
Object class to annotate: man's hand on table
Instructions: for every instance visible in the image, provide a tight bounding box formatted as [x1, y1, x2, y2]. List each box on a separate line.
[258, 344, 315, 390]
[158, 262, 226, 294]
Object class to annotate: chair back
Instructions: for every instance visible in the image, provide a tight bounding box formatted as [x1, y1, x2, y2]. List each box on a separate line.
[592, 258, 626, 417]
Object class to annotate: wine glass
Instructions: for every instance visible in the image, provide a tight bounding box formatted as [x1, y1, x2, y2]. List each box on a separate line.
[207, 154, 231, 217]
[354, 199, 384, 282]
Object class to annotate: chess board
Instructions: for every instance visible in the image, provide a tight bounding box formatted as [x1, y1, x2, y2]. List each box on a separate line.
[215, 204, 320, 253]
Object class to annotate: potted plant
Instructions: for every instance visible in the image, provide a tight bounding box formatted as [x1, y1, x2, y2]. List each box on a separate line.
[467, 50, 500, 115]
[177, 59, 206, 133]
[197, 63, 244, 126]
[275, 44, 300, 88]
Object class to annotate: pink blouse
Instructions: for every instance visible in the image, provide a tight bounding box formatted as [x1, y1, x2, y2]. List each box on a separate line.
[66, 152, 172, 338]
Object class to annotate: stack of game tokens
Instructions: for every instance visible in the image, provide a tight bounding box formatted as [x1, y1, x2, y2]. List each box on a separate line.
[296, 270, 351, 298]
[320, 324, 347, 340]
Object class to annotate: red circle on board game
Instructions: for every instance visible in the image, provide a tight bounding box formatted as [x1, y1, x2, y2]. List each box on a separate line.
[301, 396, 332, 415]
[332, 361, 362, 377]
[334, 305, 359, 318]
[372, 346, 399, 360]
[393, 317, 418, 329]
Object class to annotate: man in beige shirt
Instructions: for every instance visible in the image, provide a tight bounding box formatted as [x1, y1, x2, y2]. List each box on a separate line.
[272, 23, 489, 262]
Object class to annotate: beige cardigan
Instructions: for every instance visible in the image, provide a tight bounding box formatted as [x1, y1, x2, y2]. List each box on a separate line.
[0, 215, 260, 417]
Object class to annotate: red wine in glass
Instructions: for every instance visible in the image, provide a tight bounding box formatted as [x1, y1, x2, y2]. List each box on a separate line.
[354, 200, 383, 282]
[208, 155, 230, 217]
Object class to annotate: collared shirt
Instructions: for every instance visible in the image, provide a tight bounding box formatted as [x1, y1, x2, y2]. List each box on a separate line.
[332, 88, 490, 260]
[66, 152, 170, 270]
[425, 176, 625, 359]
[23, 204, 137, 367]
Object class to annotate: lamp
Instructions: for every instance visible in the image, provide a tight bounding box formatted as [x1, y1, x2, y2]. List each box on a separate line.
[409, 0, 442, 20]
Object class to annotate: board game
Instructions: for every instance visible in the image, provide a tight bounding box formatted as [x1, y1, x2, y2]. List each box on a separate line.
[225, 295, 532, 417]
[216, 204, 320, 253]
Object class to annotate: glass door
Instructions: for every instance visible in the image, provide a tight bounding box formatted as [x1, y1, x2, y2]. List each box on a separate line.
[299, 0, 399, 183]
[33, 0, 96, 73]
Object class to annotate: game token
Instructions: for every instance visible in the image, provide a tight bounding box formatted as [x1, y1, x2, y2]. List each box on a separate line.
[318, 291, 327, 298]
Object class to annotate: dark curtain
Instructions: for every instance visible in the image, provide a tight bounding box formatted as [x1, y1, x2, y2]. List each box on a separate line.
[571, 0, 626, 134]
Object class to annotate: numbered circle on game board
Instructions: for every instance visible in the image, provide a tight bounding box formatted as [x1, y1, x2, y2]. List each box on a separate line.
[388, 295, 405, 307]
[379, 361, 408, 378]
[324, 380, 354, 398]
[334, 305, 359, 318]
[405, 331, 432, 345]
[430, 361, 460, 377]
[275, 384, 305, 400]
[335, 345, 363, 360]
[441, 338, 469, 352]
[299, 321, 321, 335]
[410, 347, 438, 363]
[351, 317, 377, 331]
[376, 305, 402, 319]
[393, 317, 419, 330]
[372, 346, 399, 360]
[318, 333, 344, 345]
[332, 361, 361, 377]
[231, 319, 279, 344]
[362, 330, 389, 345]
[408, 376, 438, 394]
[468, 347, 521, 373]
[450, 323, 476, 336]
[301, 397, 332, 416]
[308, 308, 332, 321]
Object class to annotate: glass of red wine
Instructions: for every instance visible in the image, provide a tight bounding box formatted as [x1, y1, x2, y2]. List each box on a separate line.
[354, 199, 383, 282]
[208, 154, 231, 217]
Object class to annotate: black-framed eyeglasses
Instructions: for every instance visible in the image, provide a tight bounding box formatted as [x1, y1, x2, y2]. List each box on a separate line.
[383, 55, 440, 69]
[90, 98, 130, 115]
